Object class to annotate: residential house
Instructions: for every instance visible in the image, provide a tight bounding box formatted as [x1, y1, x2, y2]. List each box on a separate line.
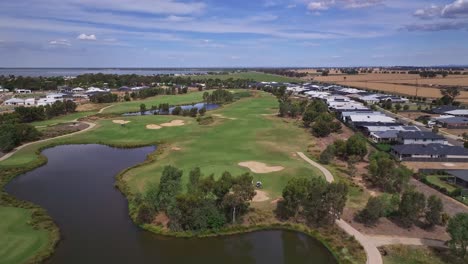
[397, 131, 448, 145]
[4, 98, 25, 106]
[15, 89, 32, 94]
[391, 144, 468, 162]
[446, 170, 468, 189]
[436, 117, 468, 129]
[25, 98, 36, 106]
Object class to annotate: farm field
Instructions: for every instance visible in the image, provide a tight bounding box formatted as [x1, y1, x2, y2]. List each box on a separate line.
[192, 72, 303, 83]
[0, 207, 48, 264]
[373, 76, 468, 86]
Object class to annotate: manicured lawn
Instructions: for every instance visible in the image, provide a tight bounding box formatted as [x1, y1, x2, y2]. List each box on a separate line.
[193, 72, 303, 83]
[101, 91, 206, 114]
[426, 175, 458, 193]
[31, 111, 96, 127]
[1, 91, 320, 198]
[0, 207, 48, 264]
[383, 245, 464, 264]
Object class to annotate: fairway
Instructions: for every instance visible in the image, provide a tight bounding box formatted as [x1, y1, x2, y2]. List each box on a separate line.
[0, 207, 48, 264]
[101, 91, 206, 114]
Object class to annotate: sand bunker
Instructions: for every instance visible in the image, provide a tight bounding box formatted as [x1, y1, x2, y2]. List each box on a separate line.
[146, 124, 162, 130]
[160, 120, 185, 127]
[252, 190, 269, 202]
[113, 120, 130, 124]
[238, 161, 284, 174]
[171, 147, 182, 151]
[443, 163, 455, 167]
[212, 114, 237, 120]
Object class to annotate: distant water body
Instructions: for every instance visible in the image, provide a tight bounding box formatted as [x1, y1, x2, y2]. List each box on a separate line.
[0, 68, 224, 77]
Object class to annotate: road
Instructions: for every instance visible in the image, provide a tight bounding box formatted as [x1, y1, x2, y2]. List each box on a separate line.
[297, 152, 383, 264]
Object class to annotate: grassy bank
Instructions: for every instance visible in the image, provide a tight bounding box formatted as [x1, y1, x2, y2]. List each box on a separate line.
[0, 91, 363, 263]
[382, 245, 466, 264]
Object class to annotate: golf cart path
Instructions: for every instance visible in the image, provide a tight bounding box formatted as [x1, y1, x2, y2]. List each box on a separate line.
[0, 121, 96, 162]
[297, 152, 383, 264]
[98, 104, 115, 113]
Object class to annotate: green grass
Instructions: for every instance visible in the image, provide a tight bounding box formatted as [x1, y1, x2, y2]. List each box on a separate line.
[383, 245, 465, 264]
[192, 72, 303, 83]
[0, 207, 49, 264]
[426, 175, 458, 193]
[101, 91, 206, 114]
[31, 111, 96, 127]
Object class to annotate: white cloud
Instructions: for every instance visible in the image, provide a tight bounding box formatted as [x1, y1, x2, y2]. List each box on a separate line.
[442, 0, 468, 18]
[414, 5, 442, 19]
[77, 34, 97, 40]
[308, 2, 330, 11]
[165, 15, 193, 22]
[76, 0, 205, 15]
[49, 39, 71, 46]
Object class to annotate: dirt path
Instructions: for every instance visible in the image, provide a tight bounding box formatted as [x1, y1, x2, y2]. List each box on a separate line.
[0, 121, 96, 162]
[368, 235, 447, 248]
[297, 152, 383, 264]
[98, 104, 115, 114]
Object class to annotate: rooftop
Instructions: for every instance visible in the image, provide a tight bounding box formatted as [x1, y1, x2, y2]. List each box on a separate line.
[398, 131, 445, 140]
[392, 144, 468, 156]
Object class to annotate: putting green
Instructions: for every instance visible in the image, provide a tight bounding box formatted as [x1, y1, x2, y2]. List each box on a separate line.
[0, 207, 48, 264]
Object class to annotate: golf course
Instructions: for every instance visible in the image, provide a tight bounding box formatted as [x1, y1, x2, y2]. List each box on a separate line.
[0, 90, 359, 264]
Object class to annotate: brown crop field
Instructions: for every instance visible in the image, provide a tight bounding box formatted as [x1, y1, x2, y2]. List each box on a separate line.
[373, 76, 468, 86]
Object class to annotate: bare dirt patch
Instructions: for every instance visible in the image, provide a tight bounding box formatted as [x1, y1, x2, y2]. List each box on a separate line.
[112, 120, 130, 125]
[212, 114, 237, 120]
[252, 190, 270, 202]
[146, 124, 162, 130]
[160, 120, 185, 127]
[238, 161, 284, 173]
[153, 212, 170, 230]
[171, 147, 182, 151]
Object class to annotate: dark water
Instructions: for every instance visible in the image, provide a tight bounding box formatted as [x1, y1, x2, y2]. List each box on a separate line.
[0, 68, 217, 77]
[124, 103, 220, 116]
[5, 145, 337, 264]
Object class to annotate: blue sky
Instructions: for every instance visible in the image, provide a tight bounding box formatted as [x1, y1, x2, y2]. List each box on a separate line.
[0, 0, 467, 67]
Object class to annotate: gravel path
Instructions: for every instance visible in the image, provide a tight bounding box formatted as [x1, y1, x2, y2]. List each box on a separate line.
[297, 152, 383, 264]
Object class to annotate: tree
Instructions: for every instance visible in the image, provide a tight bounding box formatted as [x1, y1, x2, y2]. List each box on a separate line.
[441, 87, 460, 105]
[222, 173, 255, 224]
[140, 103, 147, 114]
[403, 105, 410, 111]
[172, 106, 182, 115]
[311, 119, 331, 137]
[198, 107, 206, 116]
[398, 190, 426, 227]
[356, 196, 386, 225]
[368, 151, 410, 193]
[281, 177, 310, 218]
[187, 167, 202, 194]
[447, 213, 468, 259]
[189, 107, 198, 117]
[346, 134, 368, 160]
[319, 145, 335, 164]
[155, 166, 183, 211]
[395, 103, 402, 112]
[425, 195, 444, 227]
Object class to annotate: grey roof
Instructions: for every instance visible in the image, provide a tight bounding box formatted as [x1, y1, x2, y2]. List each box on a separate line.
[447, 170, 468, 182]
[372, 131, 399, 139]
[392, 144, 468, 156]
[398, 131, 445, 140]
[431, 106, 460, 114]
[438, 117, 468, 124]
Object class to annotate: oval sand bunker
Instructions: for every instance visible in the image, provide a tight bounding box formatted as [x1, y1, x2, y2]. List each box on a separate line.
[160, 120, 185, 127]
[113, 120, 130, 124]
[238, 161, 284, 174]
[146, 124, 162, 130]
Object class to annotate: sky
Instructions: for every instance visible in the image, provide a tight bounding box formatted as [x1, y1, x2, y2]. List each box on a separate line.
[0, 0, 467, 67]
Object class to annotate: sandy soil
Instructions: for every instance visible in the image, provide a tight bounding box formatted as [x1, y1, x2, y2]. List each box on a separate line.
[238, 161, 284, 173]
[160, 120, 185, 127]
[146, 124, 162, 130]
[171, 147, 182, 151]
[112, 120, 130, 125]
[252, 190, 270, 202]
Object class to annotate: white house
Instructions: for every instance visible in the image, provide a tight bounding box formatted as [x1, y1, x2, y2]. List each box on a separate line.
[37, 98, 62, 106]
[25, 98, 36, 106]
[4, 98, 25, 106]
[397, 131, 448, 145]
[15, 89, 32, 94]
[46, 93, 65, 100]
[72, 87, 85, 93]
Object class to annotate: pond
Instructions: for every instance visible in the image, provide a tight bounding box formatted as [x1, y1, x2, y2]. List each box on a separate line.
[5, 144, 337, 264]
[124, 103, 220, 116]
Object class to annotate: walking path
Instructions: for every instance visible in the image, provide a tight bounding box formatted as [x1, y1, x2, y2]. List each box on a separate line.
[98, 104, 115, 114]
[297, 152, 383, 264]
[0, 121, 96, 162]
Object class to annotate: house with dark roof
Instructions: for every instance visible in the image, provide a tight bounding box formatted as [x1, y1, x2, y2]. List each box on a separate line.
[436, 116, 468, 129]
[431, 105, 461, 115]
[446, 170, 468, 189]
[397, 131, 447, 145]
[391, 144, 468, 162]
[370, 130, 400, 143]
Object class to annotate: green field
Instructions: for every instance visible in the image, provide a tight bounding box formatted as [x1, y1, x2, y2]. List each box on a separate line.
[31, 111, 96, 127]
[383, 245, 464, 264]
[0, 207, 48, 264]
[101, 91, 206, 114]
[426, 175, 458, 193]
[192, 72, 303, 83]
